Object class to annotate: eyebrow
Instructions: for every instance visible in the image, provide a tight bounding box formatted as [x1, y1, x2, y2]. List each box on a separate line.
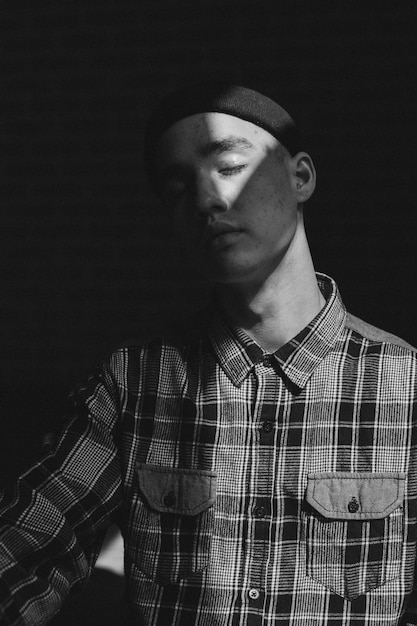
[199, 136, 255, 157]
[159, 135, 256, 183]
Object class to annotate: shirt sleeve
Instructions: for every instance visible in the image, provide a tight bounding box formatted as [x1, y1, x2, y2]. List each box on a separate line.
[0, 360, 123, 625]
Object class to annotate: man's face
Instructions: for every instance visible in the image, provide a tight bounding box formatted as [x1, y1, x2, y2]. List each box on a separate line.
[156, 112, 301, 285]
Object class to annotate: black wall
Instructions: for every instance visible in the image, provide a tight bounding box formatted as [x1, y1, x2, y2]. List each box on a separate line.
[1, 1, 416, 479]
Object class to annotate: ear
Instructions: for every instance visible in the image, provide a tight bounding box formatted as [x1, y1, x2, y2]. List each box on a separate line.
[289, 152, 316, 202]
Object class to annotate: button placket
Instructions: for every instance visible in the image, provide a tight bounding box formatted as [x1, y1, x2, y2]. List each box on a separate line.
[250, 357, 283, 598]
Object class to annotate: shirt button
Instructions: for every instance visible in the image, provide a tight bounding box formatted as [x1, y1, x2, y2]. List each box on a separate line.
[261, 354, 274, 366]
[248, 588, 260, 600]
[163, 491, 176, 507]
[254, 505, 266, 518]
[348, 496, 359, 513]
[262, 420, 274, 433]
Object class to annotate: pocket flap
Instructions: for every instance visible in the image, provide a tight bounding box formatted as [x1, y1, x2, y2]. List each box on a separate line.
[306, 472, 406, 520]
[137, 464, 217, 515]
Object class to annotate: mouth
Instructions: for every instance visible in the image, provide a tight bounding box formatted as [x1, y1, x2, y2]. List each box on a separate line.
[204, 223, 242, 246]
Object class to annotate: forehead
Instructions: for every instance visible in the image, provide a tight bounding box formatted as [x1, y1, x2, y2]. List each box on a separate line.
[156, 112, 279, 160]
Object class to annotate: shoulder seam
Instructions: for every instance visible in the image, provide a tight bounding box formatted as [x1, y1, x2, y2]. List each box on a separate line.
[346, 313, 417, 353]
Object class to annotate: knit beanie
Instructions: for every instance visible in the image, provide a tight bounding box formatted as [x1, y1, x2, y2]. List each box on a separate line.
[143, 82, 302, 194]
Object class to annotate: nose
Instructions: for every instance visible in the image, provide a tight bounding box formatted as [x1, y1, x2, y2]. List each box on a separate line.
[193, 172, 229, 219]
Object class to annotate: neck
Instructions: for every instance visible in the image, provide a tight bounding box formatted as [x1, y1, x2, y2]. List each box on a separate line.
[215, 230, 325, 353]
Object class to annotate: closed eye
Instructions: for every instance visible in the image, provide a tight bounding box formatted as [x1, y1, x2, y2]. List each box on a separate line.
[219, 164, 248, 177]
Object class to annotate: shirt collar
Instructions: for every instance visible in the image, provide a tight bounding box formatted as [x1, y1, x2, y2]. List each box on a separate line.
[207, 273, 346, 389]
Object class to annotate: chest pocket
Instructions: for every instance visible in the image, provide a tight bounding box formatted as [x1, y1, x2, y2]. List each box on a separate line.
[303, 472, 406, 600]
[127, 464, 217, 584]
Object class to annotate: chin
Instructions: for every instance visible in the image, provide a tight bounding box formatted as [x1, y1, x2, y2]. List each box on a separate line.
[205, 262, 258, 285]
[189, 249, 260, 284]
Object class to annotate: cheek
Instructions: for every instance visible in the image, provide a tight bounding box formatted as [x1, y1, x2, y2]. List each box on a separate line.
[249, 194, 297, 249]
[242, 174, 289, 220]
[244, 162, 289, 201]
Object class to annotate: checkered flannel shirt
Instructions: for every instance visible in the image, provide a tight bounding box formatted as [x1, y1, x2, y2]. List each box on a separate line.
[1, 274, 417, 625]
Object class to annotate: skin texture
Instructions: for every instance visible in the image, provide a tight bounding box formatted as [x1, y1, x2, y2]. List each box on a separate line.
[156, 112, 324, 352]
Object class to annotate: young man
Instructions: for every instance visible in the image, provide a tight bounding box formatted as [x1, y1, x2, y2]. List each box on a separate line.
[1, 83, 417, 625]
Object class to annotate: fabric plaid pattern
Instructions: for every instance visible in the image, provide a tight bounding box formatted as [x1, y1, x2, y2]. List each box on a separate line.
[1, 274, 417, 625]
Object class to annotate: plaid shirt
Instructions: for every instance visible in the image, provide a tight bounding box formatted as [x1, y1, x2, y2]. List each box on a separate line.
[1, 274, 417, 626]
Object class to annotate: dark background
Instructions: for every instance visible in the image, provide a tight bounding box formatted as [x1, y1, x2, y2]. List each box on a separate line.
[1, 1, 416, 481]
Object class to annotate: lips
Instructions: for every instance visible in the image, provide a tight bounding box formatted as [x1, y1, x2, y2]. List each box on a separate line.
[204, 222, 242, 243]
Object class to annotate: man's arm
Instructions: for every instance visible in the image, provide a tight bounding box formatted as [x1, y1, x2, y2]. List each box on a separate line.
[0, 362, 123, 625]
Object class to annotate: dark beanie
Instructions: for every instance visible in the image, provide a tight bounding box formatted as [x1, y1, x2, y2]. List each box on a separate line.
[143, 82, 302, 194]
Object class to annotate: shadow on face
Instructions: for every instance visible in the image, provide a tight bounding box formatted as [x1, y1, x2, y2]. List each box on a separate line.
[154, 112, 316, 286]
